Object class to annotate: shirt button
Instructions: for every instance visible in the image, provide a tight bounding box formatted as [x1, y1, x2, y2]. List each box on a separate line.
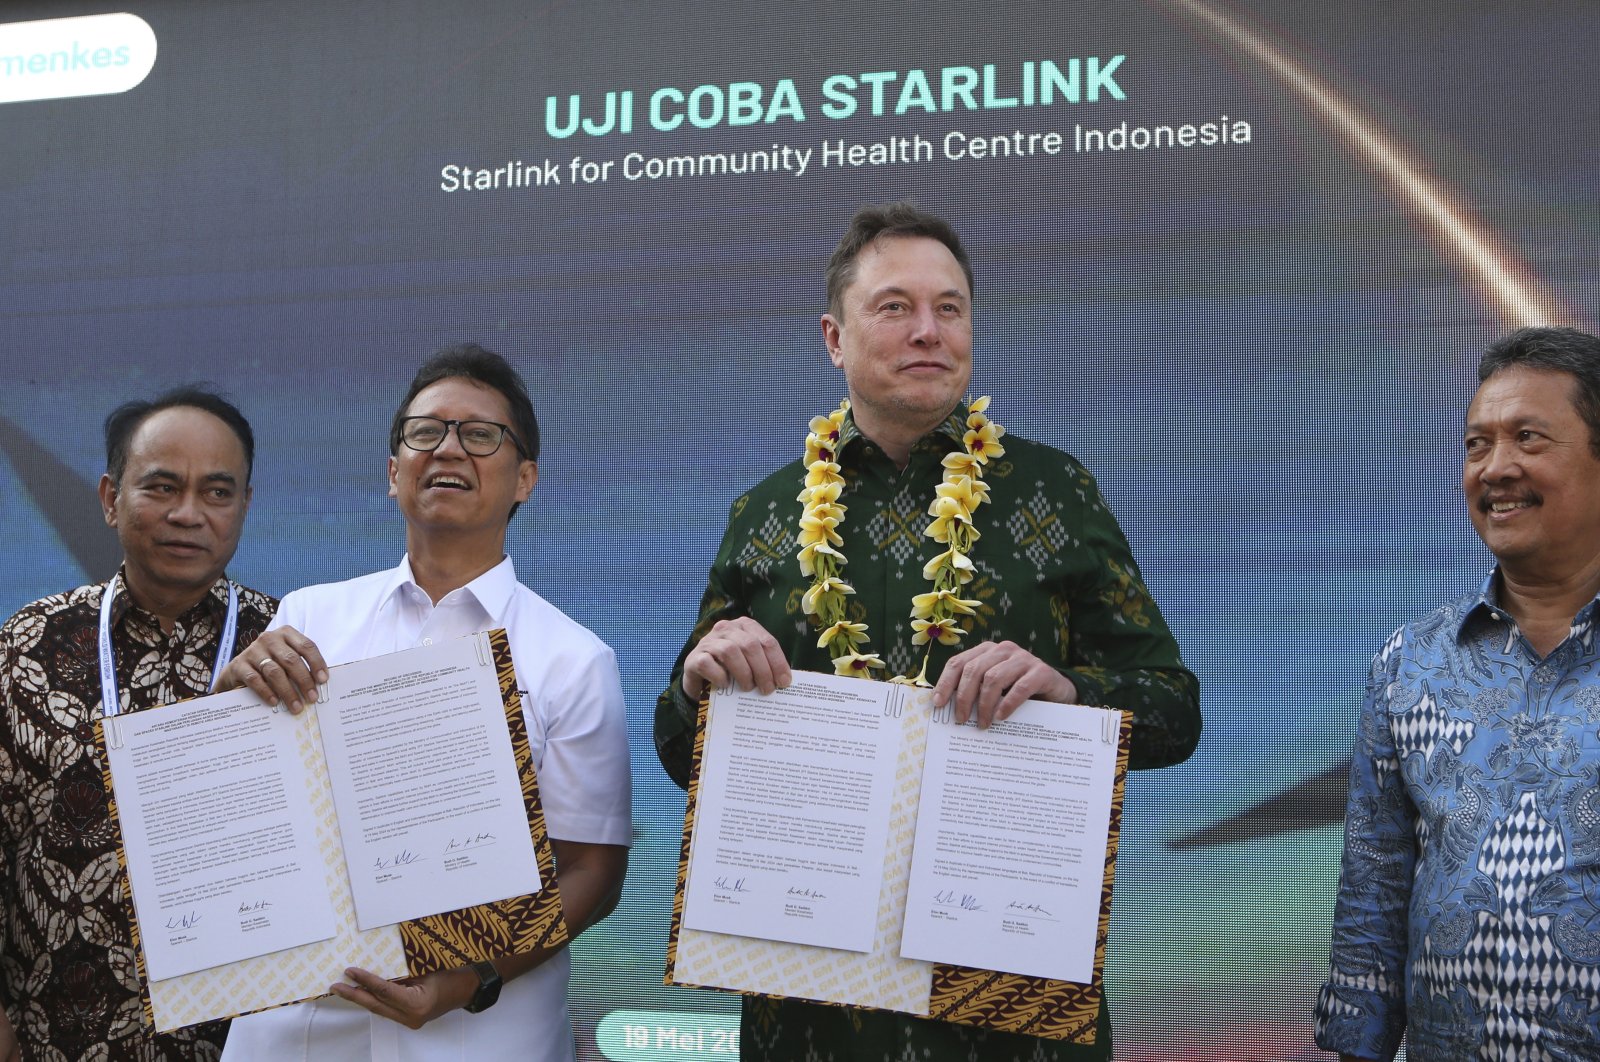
[423, 638, 433, 645]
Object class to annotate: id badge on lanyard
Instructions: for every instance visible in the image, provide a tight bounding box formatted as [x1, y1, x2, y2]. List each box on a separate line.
[98, 576, 239, 726]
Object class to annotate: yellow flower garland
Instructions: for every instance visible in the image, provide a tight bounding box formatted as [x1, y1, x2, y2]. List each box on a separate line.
[797, 397, 1006, 685]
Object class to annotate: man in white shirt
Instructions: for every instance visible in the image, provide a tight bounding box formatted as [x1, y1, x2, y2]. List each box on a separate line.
[215, 344, 632, 1062]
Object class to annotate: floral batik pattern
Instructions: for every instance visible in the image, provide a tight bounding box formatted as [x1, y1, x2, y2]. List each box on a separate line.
[1317, 575, 1600, 1061]
[0, 575, 275, 1061]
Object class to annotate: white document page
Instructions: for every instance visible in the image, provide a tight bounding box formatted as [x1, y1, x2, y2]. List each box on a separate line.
[145, 703, 410, 1033]
[317, 632, 540, 930]
[899, 700, 1122, 983]
[103, 694, 338, 981]
[682, 672, 905, 953]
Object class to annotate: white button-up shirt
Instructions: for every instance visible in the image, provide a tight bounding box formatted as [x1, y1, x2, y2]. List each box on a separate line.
[222, 556, 631, 1062]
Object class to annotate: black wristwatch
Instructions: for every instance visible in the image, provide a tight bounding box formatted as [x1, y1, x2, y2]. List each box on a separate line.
[463, 960, 503, 1013]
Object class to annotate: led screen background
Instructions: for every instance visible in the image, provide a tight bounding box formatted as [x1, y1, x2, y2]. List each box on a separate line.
[3, 2, 1597, 1059]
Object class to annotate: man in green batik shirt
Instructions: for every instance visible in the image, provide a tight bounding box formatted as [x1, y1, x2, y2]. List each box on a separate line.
[655, 201, 1201, 1062]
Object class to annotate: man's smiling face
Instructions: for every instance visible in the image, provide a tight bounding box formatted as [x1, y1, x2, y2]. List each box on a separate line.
[1463, 365, 1600, 580]
[101, 405, 251, 619]
[822, 235, 973, 440]
[388, 377, 536, 537]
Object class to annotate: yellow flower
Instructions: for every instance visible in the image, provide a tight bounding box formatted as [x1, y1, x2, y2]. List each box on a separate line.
[911, 618, 963, 646]
[922, 548, 975, 583]
[805, 460, 844, 488]
[963, 420, 1006, 463]
[935, 475, 986, 511]
[798, 512, 843, 553]
[910, 589, 981, 618]
[804, 402, 850, 465]
[927, 475, 992, 539]
[968, 395, 991, 416]
[807, 504, 845, 529]
[925, 494, 973, 543]
[800, 486, 851, 527]
[798, 479, 844, 507]
[832, 651, 886, 677]
[817, 620, 870, 650]
[798, 490, 845, 528]
[802, 576, 855, 615]
[942, 451, 985, 478]
[797, 540, 842, 578]
[929, 490, 972, 519]
[810, 411, 845, 440]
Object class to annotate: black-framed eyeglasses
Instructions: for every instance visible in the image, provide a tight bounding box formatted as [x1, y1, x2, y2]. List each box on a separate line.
[399, 417, 527, 458]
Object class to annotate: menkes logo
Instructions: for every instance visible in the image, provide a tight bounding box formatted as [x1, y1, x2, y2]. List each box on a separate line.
[0, 13, 157, 105]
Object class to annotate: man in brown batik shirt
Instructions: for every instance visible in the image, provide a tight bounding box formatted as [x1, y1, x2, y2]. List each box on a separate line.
[0, 388, 276, 1061]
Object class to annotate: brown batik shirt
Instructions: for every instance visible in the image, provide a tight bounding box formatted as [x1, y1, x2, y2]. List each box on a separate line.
[0, 573, 275, 1061]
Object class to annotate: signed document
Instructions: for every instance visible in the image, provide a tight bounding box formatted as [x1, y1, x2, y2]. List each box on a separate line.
[318, 638, 540, 930]
[100, 629, 560, 1032]
[681, 672, 902, 952]
[669, 671, 1130, 1042]
[898, 701, 1122, 983]
[101, 694, 339, 981]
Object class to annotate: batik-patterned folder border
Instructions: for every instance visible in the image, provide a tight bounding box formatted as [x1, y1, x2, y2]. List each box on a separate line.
[97, 627, 566, 1032]
[665, 690, 1130, 1044]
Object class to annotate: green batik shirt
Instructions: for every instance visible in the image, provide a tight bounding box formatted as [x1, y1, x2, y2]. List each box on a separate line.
[655, 407, 1201, 1062]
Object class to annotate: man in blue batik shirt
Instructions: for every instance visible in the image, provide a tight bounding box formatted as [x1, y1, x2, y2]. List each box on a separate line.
[1315, 326, 1600, 1062]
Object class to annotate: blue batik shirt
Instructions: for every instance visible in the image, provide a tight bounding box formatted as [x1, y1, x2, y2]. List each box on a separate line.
[1314, 571, 1600, 1062]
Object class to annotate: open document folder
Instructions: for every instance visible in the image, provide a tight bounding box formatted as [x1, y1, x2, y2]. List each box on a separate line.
[95, 628, 565, 1033]
[667, 670, 1130, 1045]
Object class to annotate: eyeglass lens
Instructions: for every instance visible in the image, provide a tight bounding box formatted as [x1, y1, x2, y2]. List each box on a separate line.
[403, 418, 508, 455]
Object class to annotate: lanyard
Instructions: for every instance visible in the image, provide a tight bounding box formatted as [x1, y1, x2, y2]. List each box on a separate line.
[98, 575, 239, 719]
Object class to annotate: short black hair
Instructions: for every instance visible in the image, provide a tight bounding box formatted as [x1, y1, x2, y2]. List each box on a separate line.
[825, 201, 974, 320]
[390, 344, 540, 520]
[104, 386, 255, 485]
[1478, 326, 1600, 457]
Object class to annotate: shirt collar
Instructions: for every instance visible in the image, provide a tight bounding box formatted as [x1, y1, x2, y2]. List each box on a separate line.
[1455, 569, 1503, 640]
[106, 566, 232, 629]
[1455, 566, 1600, 639]
[836, 404, 968, 462]
[385, 554, 519, 623]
